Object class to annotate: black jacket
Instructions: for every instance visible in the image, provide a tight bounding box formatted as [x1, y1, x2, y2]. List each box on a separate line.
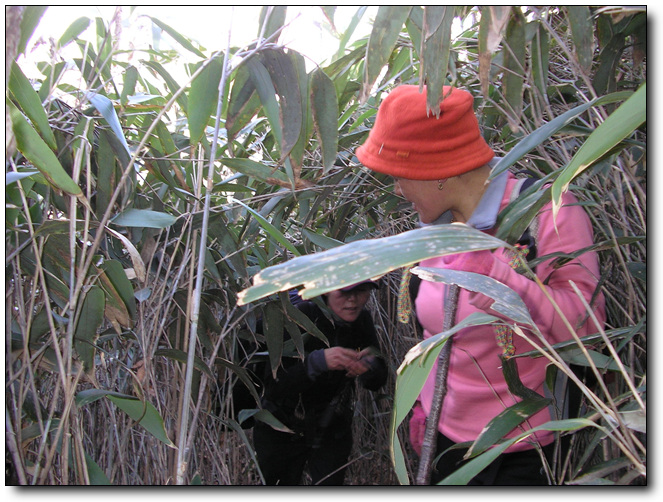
[243, 299, 387, 442]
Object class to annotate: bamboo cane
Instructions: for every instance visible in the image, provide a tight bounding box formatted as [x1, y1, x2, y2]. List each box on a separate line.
[415, 283, 459, 485]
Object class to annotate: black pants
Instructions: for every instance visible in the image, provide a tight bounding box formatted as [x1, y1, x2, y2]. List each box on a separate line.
[253, 422, 353, 485]
[430, 432, 554, 485]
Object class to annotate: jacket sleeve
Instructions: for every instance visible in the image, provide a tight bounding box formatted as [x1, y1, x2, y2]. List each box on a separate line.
[470, 190, 606, 344]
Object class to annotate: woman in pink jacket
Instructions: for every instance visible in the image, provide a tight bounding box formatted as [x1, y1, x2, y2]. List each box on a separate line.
[356, 85, 606, 484]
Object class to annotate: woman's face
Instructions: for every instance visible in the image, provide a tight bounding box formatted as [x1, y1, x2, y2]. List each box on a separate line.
[394, 177, 451, 223]
[325, 287, 372, 323]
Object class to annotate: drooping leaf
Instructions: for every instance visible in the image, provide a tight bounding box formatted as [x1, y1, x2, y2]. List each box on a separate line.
[551, 83, 645, 220]
[188, 55, 224, 145]
[258, 5, 287, 42]
[74, 285, 105, 372]
[86, 92, 131, 156]
[502, 8, 526, 132]
[258, 48, 303, 164]
[9, 101, 82, 196]
[17, 6, 48, 57]
[413, 266, 534, 327]
[530, 21, 549, 100]
[420, 6, 454, 115]
[8, 62, 57, 150]
[361, 6, 412, 102]
[310, 67, 339, 173]
[147, 16, 206, 58]
[226, 64, 261, 143]
[107, 395, 175, 447]
[567, 6, 594, 73]
[58, 17, 91, 49]
[263, 301, 284, 378]
[155, 348, 214, 379]
[238, 224, 507, 305]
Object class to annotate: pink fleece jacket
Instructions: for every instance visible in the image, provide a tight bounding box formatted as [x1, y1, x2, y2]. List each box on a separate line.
[414, 172, 606, 452]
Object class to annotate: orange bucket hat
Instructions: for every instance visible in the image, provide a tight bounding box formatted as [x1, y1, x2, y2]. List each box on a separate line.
[356, 85, 494, 180]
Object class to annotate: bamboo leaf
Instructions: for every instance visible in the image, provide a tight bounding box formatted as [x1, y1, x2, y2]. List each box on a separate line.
[246, 57, 283, 153]
[111, 208, 178, 229]
[155, 349, 214, 379]
[84, 451, 111, 485]
[86, 92, 131, 156]
[258, 48, 303, 163]
[108, 395, 175, 447]
[17, 6, 48, 57]
[74, 285, 105, 372]
[230, 196, 301, 257]
[530, 21, 549, 99]
[421, 6, 454, 115]
[8, 62, 57, 150]
[439, 419, 600, 485]
[552, 83, 645, 219]
[466, 394, 550, 458]
[238, 224, 506, 305]
[489, 91, 634, 181]
[9, 100, 82, 196]
[567, 6, 594, 73]
[310, 67, 339, 173]
[188, 55, 224, 145]
[361, 6, 412, 102]
[503, 8, 526, 132]
[413, 266, 534, 327]
[147, 16, 206, 58]
[258, 6, 287, 42]
[58, 17, 91, 49]
[263, 301, 284, 378]
[301, 228, 343, 250]
[226, 64, 261, 143]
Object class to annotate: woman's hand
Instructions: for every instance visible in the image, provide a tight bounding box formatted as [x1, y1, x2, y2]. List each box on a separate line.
[324, 347, 370, 377]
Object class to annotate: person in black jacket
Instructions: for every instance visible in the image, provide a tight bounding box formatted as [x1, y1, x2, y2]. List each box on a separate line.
[250, 281, 387, 485]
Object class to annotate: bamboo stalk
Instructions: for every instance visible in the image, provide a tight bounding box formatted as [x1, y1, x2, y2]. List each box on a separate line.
[416, 283, 459, 485]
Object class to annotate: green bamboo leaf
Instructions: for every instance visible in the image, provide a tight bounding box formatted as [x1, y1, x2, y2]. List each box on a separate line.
[216, 357, 261, 405]
[155, 348, 214, 379]
[147, 16, 206, 58]
[94, 130, 117, 217]
[6, 170, 40, 185]
[9, 101, 82, 196]
[258, 6, 287, 42]
[17, 6, 47, 57]
[282, 297, 329, 345]
[301, 228, 343, 250]
[111, 208, 178, 229]
[530, 21, 549, 99]
[421, 6, 454, 115]
[361, 6, 412, 102]
[100, 259, 137, 319]
[413, 266, 534, 327]
[285, 50, 311, 177]
[258, 48, 303, 163]
[108, 395, 175, 447]
[489, 91, 634, 181]
[230, 196, 301, 257]
[246, 57, 283, 152]
[439, 419, 599, 485]
[142, 60, 188, 110]
[551, 83, 646, 219]
[263, 301, 284, 378]
[466, 395, 550, 458]
[503, 9, 526, 131]
[121, 65, 139, 106]
[84, 451, 111, 485]
[238, 224, 506, 305]
[567, 6, 594, 73]
[86, 92, 131, 156]
[310, 67, 339, 173]
[57, 16, 91, 49]
[8, 62, 57, 150]
[226, 64, 261, 143]
[238, 409, 293, 433]
[74, 285, 105, 372]
[188, 55, 224, 145]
